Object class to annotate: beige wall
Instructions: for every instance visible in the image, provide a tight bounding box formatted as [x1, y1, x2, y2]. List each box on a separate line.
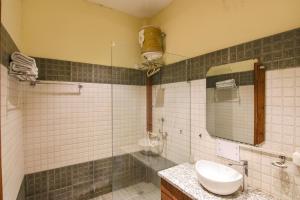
[21, 0, 143, 68]
[1, 0, 23, 49]
[150, 0, 300, 60]
[5, 0, 300, 67]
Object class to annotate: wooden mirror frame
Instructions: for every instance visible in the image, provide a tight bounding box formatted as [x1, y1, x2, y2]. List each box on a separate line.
[205, 60, 265, 145]
[254, 62, 265, 145]
[146, 77, 153, 132]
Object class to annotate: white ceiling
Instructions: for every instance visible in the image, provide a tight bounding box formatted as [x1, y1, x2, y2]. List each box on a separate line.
[87, 0, 173, 18]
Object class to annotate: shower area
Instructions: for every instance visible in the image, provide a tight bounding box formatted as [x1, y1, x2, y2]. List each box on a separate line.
[1, 40, 191, 200]
[109, 43, 191, 200]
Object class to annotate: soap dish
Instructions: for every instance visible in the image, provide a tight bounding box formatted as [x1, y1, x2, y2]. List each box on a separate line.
[271, 155, 288, 168]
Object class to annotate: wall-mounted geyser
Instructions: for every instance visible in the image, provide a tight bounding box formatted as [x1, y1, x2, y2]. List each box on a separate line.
[137, 26, 165, 77]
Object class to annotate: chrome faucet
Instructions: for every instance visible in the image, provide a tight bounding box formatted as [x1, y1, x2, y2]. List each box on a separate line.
[228, 160, 248, 192]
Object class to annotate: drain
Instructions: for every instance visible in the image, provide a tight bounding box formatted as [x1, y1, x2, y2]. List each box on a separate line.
[137, 191, 144, 195]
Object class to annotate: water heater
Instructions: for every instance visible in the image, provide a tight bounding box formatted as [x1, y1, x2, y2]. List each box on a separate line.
[139, 26, 164, 61]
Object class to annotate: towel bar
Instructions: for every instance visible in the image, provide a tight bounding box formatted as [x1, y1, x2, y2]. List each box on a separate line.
[30, 81, 83, 94]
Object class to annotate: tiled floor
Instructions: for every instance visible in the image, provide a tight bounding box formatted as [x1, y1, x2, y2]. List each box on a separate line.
[92, 182, 160, 200]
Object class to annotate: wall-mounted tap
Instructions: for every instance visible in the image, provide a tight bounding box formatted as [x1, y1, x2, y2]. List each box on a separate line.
[228, 160, 248, 192]
[159, 129, 168, 139]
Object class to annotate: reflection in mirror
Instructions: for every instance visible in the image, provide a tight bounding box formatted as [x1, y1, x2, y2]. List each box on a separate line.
[206, 59, 264, 145]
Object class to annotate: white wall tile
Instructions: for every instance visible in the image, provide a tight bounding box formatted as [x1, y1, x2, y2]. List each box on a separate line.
[23, 82, 145, 173]
[1, 65, 24, 200]
[152, 82, 191, 164]
[112, 85, 146, 155]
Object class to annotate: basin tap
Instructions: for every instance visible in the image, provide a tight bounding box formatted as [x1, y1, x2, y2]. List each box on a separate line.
[228, 160, 248, 192]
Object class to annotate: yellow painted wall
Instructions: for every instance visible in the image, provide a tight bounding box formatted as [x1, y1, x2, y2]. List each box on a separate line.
[1, 0, 23, 49]
[21, 0, 143, 68]
[7, 0, 300, 67]
[150, 0, 300, 60]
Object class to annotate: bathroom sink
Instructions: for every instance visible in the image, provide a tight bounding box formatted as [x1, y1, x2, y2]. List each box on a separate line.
[195, 160, 243, 195]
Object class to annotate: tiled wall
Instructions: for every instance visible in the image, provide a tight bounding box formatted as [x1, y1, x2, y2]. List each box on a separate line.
[24, 153, 148, 200]
[130, 152, 176, 188]
[1, 20, 149, 198]
[0, 66, 25, 200]
[23, 82, 111, 173]
[190, 68, 300, 199]
[35, 57, 145, 86]
[19, 79, 146, 200]
[0, 24, 19, 68]
[151, 67, 300, 199]
[152, 28, 300, 85]
[152, 82, 191, 164]
[16, 180, 25, 200]
[112, 85, 146, 156]
[149, 27, 300, 199]
[23, 82, 145, 174]
[1, 23, 145, 86]
[1, 21, 148, 199]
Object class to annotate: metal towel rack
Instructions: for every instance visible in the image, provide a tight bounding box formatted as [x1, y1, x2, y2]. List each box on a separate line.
[29, 81, 83, 94]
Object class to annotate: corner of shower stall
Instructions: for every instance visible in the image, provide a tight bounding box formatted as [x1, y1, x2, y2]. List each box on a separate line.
[110, 42, 192, 200]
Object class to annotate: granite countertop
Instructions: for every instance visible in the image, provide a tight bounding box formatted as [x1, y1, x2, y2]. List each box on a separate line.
[158, 163, 274, 200]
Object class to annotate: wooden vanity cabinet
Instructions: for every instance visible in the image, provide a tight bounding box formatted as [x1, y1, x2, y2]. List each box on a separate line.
[161, 179, 192, 200]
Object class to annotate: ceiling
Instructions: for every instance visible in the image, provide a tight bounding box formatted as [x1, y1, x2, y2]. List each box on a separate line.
[87, 0, 173, 18]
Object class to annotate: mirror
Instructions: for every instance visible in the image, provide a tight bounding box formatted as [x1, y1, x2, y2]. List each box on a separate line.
[206, 59, 265, 145]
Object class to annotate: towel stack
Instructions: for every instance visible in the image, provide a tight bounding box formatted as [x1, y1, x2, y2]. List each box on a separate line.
[216, 79, 236, 89]
[10, 52, 38, 81]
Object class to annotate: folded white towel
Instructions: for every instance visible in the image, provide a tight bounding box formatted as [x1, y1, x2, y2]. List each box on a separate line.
[11, 61, 38, 72]
[11, 52, 36, 66]
[216, 79, 236, 89]
[10, 62, 38, 76]
[216, 79, 235, 86]
[27, 76, 37, 82]
[14, 73, 37, 82]
[16, 75, 28, 81]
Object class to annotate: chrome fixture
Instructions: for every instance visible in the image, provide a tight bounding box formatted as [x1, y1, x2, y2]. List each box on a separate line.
[138, 59, 163, 77]
[228, 160, 248, 192]
[158, 129, 168, 139]
[271, 155, 288, 168]
[30, 81, 83, 94]
[159, 117, 168, 139]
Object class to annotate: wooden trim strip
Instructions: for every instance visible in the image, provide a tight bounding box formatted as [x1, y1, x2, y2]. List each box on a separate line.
[254, 63, 265, 145]
[146, 77, 152, 132]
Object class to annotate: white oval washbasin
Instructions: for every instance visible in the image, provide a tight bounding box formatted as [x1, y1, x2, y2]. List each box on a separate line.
[195, 160, 243, 195]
